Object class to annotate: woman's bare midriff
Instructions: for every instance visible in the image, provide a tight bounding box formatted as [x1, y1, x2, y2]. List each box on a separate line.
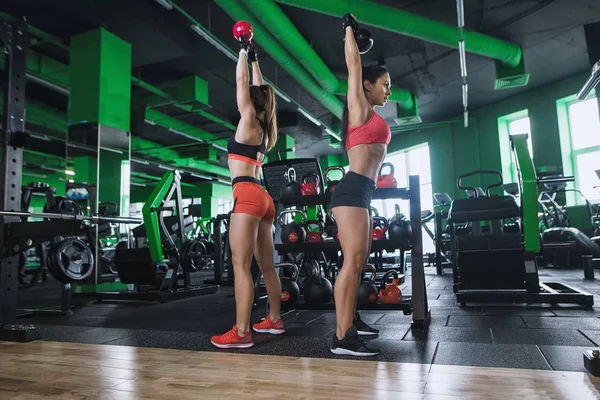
[347, 143, 387, 182]
[228, 159, 262, 181]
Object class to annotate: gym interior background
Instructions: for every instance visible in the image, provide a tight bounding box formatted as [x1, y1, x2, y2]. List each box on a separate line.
[1, 0, 600, 398]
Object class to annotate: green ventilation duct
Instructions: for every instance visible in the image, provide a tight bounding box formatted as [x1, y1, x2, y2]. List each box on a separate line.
[213, 0, 344, 119]
[273, 0, 523, 68]
[244, 0, 416, 112]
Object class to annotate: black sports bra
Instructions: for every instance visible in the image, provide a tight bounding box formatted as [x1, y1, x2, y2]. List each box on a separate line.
[227, 126, 266, 167]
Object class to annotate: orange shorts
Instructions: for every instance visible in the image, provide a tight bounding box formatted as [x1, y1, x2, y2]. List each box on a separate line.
[232, 177, 275, 223]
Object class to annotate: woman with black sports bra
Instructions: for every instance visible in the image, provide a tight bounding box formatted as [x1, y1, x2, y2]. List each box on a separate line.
[211, 38, 284, 349]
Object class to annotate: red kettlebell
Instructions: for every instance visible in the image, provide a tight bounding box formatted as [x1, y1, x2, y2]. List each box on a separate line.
[233, 21, 253, 42]
[301, 173, 320, 196]
[305, 220, 324, 243]
[379, 270, 402, 304]
[376, 162, 398, 189]
[372, 216, 388, 240]
[324, 166, 346, 193]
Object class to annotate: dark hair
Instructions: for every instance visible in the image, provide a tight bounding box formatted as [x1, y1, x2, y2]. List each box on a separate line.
[249, 85, 278, 151]
[341, 64, 389, 151]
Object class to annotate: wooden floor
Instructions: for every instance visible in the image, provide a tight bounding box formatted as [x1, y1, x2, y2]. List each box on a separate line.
[1, 341, 600, 400]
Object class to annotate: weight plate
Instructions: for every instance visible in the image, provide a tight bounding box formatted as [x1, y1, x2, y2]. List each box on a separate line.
[181, 240, 208, 272]
[48, 239, 94, 283]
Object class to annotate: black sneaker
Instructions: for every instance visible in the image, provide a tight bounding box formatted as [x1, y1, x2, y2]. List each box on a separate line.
[330, 326, 380, 356]
[353, 312, 379, 337]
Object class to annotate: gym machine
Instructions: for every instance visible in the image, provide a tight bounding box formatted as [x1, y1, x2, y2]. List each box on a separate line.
[0, 20, 146, 341]
[96, 170, 219, 303]
[261, 157, 430, 330]
[447, 133, 593, 306]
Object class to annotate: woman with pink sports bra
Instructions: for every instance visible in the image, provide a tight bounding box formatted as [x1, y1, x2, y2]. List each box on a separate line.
[329, 13, 392, 357]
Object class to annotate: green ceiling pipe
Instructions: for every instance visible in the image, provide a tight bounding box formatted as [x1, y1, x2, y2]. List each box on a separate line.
[243, 0, 338, 93]
[274, 0, 523, 68]
[243, 0, 414, 111]
[334, 79, 414, 110]
[213, 0, 344, 119]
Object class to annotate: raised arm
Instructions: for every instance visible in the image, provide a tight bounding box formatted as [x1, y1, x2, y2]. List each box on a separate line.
[343, 14, 367, 122]
[248, 45, 265, 86]
[236, 47, 255, 119]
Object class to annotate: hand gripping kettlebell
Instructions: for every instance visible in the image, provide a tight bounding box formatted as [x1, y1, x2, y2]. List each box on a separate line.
[233, 21, 254, 42]
[278, 210, 307, 244]
[276, 262, 300, 306]
[376, 162, 398, 189]
[280, 168, 302, 198]
[379, 270, 402, 304]
[357, 264, 379, 304]
[305, 220, 324, 243]
[324, 166, 346, 193]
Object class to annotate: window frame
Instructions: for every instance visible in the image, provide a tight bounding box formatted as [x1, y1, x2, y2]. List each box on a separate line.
[497, 109, 531, 184]
[556, 91, 599, 206]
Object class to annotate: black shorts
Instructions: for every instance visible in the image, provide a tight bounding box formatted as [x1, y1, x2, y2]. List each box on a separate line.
[330, 171, 376, 214]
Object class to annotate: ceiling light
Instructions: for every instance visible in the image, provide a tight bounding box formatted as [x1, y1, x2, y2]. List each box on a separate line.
[154, 0, 173, 11]
[131, 158, 149, 165]
[23, 172, 47, 179]
[298, 108, 322, 126]
[145, 119, 157, 126]
[191, 172, 213, 180]
[212, 144, 227, 151]
[459, 40, 467, 78]
[273, 87, 291, 103]
[215, 178, 231, 185]
[131, 182, 147, 187]
[28, 133, 51, 142]
[158, 164, 174, 171]
[68, 179, 75, 183]
[456, 0, 465, 28]
[577, 60, 600, 100]
[65, 170, 75, 176]
[191, 24, 238, 63]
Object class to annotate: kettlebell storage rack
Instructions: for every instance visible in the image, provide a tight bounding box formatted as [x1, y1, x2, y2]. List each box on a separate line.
[272, 174, 431, 329]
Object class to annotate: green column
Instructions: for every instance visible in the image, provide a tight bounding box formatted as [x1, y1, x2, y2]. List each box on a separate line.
[73, 156, 98, 184]
[69, 27, 132, 130]
[198, 183, 233, 218]
[266, 133, 295, 162]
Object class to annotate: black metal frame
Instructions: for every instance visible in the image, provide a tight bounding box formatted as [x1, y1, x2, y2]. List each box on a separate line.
[0, 20, 42, 341]
[269, 175, 430, 330]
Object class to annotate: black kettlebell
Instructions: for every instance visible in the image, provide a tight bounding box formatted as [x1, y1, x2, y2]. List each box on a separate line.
[277, 262, 300, 306]
[278, 210, 307, 244]
[324, 166, 346, 193]
[280, 167, 302, 198]
[388, 204, 412, 245]
[355, 28, 373, 54]
[325, 210, 339, 241]
[303, 260, 333, 304]
[357, 264, 379, 305]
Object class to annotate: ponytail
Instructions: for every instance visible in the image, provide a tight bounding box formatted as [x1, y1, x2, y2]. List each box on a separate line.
[263, 85, 278, 152]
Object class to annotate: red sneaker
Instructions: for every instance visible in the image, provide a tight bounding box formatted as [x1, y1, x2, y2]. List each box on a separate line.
[210, 326, 254, 349]
[252, 316, 285, 335]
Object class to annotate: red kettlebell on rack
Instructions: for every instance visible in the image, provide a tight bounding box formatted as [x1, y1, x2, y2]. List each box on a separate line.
[324, 166, 346, 193]
[305, 220, 324, 243]
[301, 173, 320, 196]
[232, 21, 254, 42]
[379, 270, 402, 304]
[376, 162, 397, 189]
[372, 216, 388, 240]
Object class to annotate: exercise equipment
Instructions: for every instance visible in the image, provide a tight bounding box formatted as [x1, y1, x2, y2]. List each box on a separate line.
[303, 261, 333, 304]
[324, 166, 346, 193]
[280, 168, 301, 198]
[233, 20, 253, 42]
[357, 264, 378, 304]
[355, 28, 374, 54]
[376, 163, 397, 188]
[46, 238, 94, 283]
[379, 270, 402, 304]
[388, 204, 412, 244]
[279, 210, 307, 244]
[325, 211, 339, 241]
[305, 220, 324, 243]
[447, 134, 593, 306]
[301, 172, 320, 196]
[96, 170, 219, 303]
[180, 240, 211, 272]
[279, 262, 300, 306]
[372, 216, 388, 240]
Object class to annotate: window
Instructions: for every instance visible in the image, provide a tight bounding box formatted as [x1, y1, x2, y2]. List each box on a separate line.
[559, 96, 600, 204]
[217, 198, 234, 215]
[372, 143, 434, 253]
[498, 110, 532, 184]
